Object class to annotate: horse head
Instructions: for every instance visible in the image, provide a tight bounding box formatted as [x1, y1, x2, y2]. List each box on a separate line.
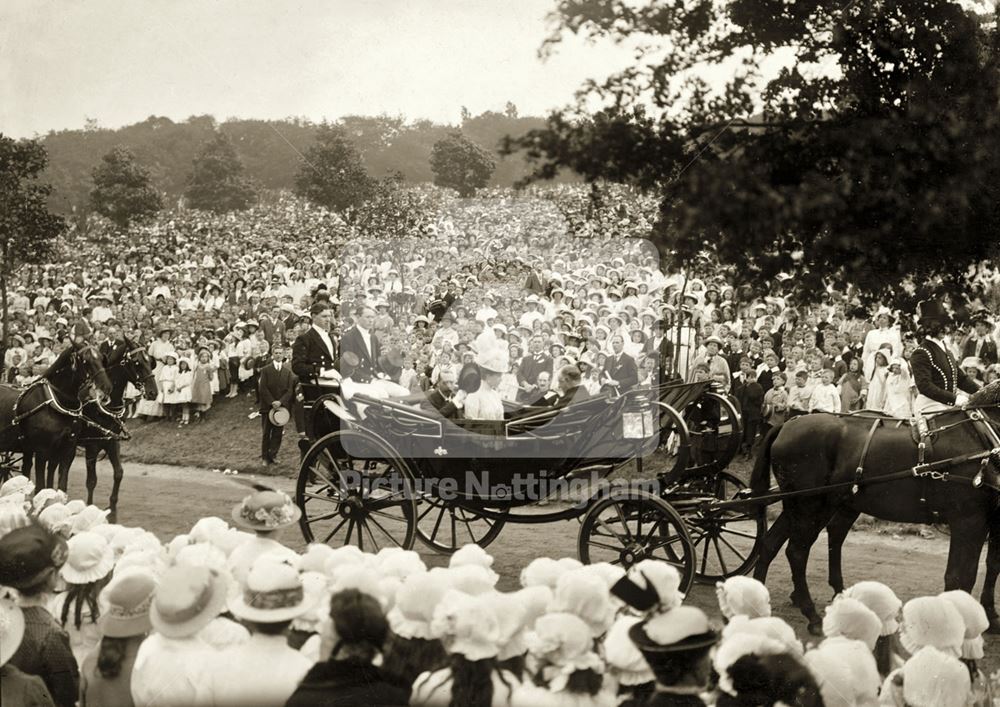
[75, 342, 113, 397]
[120, 338, 158, 401]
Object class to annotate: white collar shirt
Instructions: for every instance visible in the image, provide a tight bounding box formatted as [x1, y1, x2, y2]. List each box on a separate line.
[311, 325, 335, 359]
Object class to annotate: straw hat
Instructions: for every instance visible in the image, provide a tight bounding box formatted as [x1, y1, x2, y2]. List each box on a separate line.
[150, 565, 229, 639]
[231, 488, 300, 531]
[0, 591, 25, 666]
[229, 555, 316, 623]
[61, 531, 115, 584]
[98, 570, 157, 638]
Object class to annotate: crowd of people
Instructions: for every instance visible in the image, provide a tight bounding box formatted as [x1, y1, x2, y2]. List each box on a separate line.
[3, 186, 1000, 455]
[0, 473, 995, 707]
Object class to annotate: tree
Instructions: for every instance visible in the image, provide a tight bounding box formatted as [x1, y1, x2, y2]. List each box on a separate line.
[294, 124, 375, 213]
[184, 132, 257, 212]
[510, 0, 1000, 313]
[430, 132, 496, 197]
[90, 145, 163, 228]
[0, 135, 66, 368]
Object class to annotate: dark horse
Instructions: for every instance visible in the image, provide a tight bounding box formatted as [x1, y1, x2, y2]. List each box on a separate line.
[76, 339, 158, 522]
[0, 343, 112, 491]
[751, 406, 1000, 634]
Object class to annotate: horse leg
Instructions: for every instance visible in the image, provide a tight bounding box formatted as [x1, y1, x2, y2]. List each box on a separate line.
[85, 443, 99, 506]
[56, 448, 72, 493]
[785, 499, 833, 635]
[945, 514, 989, 592]
[44, 453, 56, 489]
[826, 507, 860, 597]
[983, 514, 1000, 633]
[107, 441, 124, 523]
[753, 509, 791, 584]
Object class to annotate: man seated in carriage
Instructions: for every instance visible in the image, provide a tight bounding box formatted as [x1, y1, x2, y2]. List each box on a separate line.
[552, 364, 591, 409]
[421, 368, 466, 420]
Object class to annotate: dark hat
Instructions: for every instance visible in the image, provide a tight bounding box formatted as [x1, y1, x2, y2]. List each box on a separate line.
[0, 522, 68, 591]
[918, 300, 950, 327]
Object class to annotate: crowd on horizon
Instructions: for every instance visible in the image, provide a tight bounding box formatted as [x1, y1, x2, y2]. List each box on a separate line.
[0, 473, 996, 707]
[4, 185, 1000, 452]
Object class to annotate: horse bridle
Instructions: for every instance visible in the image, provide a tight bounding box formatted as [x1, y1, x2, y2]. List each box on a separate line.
[104, 342, 157, 396]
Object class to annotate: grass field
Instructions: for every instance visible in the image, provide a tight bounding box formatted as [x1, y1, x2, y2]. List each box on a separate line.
[120, 394, 300, 477]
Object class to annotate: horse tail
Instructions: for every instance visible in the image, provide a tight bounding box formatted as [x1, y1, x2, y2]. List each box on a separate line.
[751, 424, 782, 495]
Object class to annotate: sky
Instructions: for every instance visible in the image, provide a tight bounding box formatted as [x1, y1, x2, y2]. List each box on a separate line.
[1, 0, 640, 137]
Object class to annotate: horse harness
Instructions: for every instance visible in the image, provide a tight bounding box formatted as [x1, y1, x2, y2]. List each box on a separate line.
[848, 408, 1000, 519]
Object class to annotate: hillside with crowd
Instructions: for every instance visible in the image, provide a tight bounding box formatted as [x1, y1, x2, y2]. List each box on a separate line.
[4, 184, 1000, 456]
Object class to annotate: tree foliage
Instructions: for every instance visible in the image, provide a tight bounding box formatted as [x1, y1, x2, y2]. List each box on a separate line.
[294, 124, 377, 213]
[90, 145, 163, 228]
[0, 135, 66, 356]
[511, 0, 1000, 311]
[184, 131, 257, 212]
[430, 132, 497, 197]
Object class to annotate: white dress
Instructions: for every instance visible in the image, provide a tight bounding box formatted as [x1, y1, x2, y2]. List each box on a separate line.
[207, 633, 311, 707]
[464, 384, 505, 420]
[49, 593, 101, 667]
[883, 368, 914, 418]
[131, 633, 215, 707]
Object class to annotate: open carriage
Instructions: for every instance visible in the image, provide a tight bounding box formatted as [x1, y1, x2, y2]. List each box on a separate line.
[295, 378, 762, 594]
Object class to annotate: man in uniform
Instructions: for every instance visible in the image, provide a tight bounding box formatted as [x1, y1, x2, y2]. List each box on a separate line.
[910, 300, 979, 414]
[291, 303, 338, 387]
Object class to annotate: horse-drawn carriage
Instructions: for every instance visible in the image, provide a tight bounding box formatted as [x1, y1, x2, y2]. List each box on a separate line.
[294, 377, 762, 594]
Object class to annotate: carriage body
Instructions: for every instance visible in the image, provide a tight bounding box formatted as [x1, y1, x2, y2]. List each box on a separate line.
[294, 378, 761, 593]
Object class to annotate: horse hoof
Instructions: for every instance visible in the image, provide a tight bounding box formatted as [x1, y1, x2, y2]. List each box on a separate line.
[807, 621, 823, 637]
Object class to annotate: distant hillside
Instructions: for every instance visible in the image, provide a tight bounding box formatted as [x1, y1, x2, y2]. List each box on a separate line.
[40, 110, 573, 216]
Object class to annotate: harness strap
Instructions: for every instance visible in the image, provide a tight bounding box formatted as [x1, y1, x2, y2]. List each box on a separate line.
[852, 418, 882, 494]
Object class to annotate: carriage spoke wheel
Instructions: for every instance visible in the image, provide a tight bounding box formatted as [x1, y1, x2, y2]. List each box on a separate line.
[679, 472, 765, 583]
[416, 494, 508, 554]
[578, 489, 695, 595]
[0, 452, 23, 485]
[653, 402, 691, 481]
[296, 430, 417, 551]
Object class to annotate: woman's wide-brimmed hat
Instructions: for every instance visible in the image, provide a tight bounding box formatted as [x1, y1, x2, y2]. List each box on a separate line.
[61, 531, 115, 585]
[99, 570, 158, 638]
[0, 591, 25, 666]
[231, 488, 301, 531]
[229, 555, 317, 623]
[0, 522, 68, 590]
[150, 565, 229, 639]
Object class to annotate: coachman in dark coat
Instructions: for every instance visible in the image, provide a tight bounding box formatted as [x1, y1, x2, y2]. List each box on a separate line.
[910, 300, 979, 414]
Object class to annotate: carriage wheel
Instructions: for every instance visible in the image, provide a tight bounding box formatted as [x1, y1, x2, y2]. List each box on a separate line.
[0, 452, 23, 485]
[416, 495, 508, 554]
[652, 402, 690, 480]
[683, 392, 742, 474]
[577, 488, 695, 595]
[681, 471, 766, 583]
[296, 430, 417, 551]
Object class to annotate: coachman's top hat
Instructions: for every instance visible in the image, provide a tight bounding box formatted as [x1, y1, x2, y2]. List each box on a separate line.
[918, 300, 950, 328]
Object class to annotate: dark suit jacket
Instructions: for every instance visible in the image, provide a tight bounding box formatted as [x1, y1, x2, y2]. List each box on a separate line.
[340, 327, 381, 383]
[516, 353, 553, 402]
[422, 388, 461, 419]
[962, 337, 999, 366]
[554, 385, 591, 408]
[291, 328, 338, 383]
[911, 339, 978, 405]
[602, 352, 639, 392]
[258, 363, 296, 414]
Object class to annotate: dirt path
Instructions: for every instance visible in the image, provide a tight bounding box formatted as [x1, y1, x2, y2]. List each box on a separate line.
[71, 458, 1000, 666]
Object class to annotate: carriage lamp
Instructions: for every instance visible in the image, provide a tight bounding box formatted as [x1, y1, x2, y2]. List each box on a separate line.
[622, 400, 655, 440]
